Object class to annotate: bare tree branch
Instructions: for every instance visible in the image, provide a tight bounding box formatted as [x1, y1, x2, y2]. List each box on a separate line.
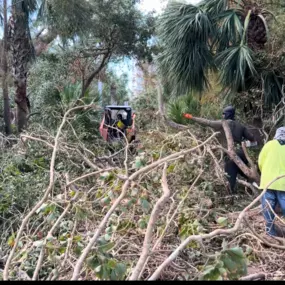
[71, 132, 218, 280]
[130, 163, 171, 280]
[239, 273, 266, 280]
[148, 175, 285, 280]
[3, 104, 95, 280]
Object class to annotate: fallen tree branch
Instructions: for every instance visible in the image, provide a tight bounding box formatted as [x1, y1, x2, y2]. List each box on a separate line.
[239, 272, 266, 281]
[71, 132, 218, 280]
[129, 164, 171, 280]
[163, 115, 190, 130]
[237, 178, 259, 196]
[137, 171, 203, 280]
[148, 174, 285, 280]
[3, 104, 95, 280]
[32, 196, 77, 280]
[243, 218, 285, 249]
[242, 142, 257, 171]
[20, 134, 54, 149]
[66, 168, 114, 188]
[222, 120, 260, 182]
[76, 149, 102, 171]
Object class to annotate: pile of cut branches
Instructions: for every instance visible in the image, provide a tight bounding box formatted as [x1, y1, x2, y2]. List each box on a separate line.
[0, 105, 284, 281]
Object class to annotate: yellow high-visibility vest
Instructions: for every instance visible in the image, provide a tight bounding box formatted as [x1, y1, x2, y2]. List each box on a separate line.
[258, 139, 285, 191]
[117, 120, 125, 129]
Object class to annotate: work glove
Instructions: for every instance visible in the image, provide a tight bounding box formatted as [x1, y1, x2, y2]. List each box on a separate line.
[183, 113, 193, 119]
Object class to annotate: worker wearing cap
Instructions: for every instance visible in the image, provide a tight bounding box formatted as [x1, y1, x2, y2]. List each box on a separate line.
[259, 127, 285, 237]
[184, 106, 255, 194]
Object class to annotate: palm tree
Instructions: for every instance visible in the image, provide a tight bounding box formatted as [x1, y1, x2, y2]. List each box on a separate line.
[9, 0, 37, 132]
[158, 0, 283, 110]
[2, 0, 12, 135]
[8, 0, 93, 132]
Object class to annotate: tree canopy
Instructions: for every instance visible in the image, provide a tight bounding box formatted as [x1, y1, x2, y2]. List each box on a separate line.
[157, 0, 285, 109]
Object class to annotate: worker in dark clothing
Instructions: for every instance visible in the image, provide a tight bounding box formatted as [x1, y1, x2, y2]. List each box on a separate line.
[183, 106, 256, 194]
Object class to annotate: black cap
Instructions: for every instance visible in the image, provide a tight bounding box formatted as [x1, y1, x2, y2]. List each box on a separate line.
[223, 106, 235, 120]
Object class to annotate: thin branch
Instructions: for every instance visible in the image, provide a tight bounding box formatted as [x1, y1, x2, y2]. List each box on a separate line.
[137, 171, 203, 280]
[3, 104, 95, 280]
[237, 178, 259, 196]
[242, 142, 256, 170]
[20, 134, 54, 148]
[239, 273, 266, 281]
[222, 120, 234, 152]
[243, 218, 285, 249]
[129, 163, 171, 280]
[76, 150, 101, 171]
[32, 199, 76, 280]
[66, 169, 114, 188]
[71, 132, 218, 280]
[148, 175, 285, 280]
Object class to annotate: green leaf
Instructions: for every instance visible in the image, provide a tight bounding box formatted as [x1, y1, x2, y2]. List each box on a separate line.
[202, 265, 216, 276]
[95, 265, 102, 273]
[138, 219, 147, 229]
[222, 256, 236, 271]
[104, 234, 111, 241]
[158, 2, 214, 94]
[115, 263, 127, 277]
[99, 242, 115, 253]
[74, 246, 83, 256]
[219, 267, 227, 275]
[131, 188, 139, 196]
[108, 259, 117, 269]
[47, 213, 57, 223]
[216, 45, 256, 92]
[227, 247, 245, 259]
[7, 234, 15, 247]
[135, 158, 143, 169]
[87, 256, 99, 270]
[33, 240, 44, 248]
[167, 164, 175, 173]
[73, 235, 82, 242]
[217, 217, 228, 227]
[101, 197, 111, 206]
[106, 227, 112, 234]
[36, 203, 48, 214]
[140, 198, 151, 213]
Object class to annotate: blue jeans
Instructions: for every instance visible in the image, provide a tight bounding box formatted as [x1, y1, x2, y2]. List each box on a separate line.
[262, 190, 285, 236]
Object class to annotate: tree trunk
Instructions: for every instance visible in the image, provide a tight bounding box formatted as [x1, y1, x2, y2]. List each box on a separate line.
[157, 79, 165, 116]
[10, 2, 32, 132]
[15, 81, 29, 132]
[80, 52, 110, 98]
[110, 83, 117, 105]
[2, 0, 11, 135]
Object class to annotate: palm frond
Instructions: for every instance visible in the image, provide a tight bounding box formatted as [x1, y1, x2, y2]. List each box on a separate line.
[214, 9, 244, 51]
[168, 93, 200, 124]
[59, 83, 82, 107]
[262, 71, 284, 107]
[216, 45, 256, 91]
[200, 0, 230, 16]
[158, 2, 215, 94]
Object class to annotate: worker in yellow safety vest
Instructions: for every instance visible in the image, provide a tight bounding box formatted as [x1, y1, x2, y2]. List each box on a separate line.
[258, 127, 285, 237]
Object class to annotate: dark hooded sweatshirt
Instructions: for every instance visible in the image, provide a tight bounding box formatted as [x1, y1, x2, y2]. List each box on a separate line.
[191, 107, 254, 148]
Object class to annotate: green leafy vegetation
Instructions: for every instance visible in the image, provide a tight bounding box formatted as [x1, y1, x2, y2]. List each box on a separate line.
[0, 0, 284, 281]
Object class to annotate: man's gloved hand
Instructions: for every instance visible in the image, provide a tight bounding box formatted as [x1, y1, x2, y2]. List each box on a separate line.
[183, 113, 193, 119]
